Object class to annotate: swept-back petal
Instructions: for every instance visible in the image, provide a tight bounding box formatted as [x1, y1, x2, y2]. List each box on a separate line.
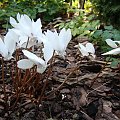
[10, 17, 18, 28]
[102, 48, 120, 55]
[45, 30, 60, 51]
[4, 30, 17, 55]
[11, 28, 24, 36]
[59, 28, 71, 49]
[22, 14, 32, 26]
[105, 39, 118, 48]
[17, 13, 21, 22]
[22, 50, 45, 66]
[0, 38, 8, 58]
[86, 43, 95, 54]
[17, 59, 34, 69]
[18, 14, 32, 36]
[78, 43, 89, 56]
[32, 18, 42, 32]
[59, 28, 66, 49]
[32, 18, 43, 42]
[42, 40, 53, 63]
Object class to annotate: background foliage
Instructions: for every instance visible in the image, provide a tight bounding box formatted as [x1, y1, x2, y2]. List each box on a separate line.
[90, 0, 120, 28]
[0, 0, 68, 28]
[0, 0, 120, 53]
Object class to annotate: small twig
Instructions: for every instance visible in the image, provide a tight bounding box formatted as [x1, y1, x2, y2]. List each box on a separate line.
[15, 49, 20, 91]
[22, 69, 31, 85]
[11, 72, 37, 109]
[87, 81, 110, 97]
[45, 65, 79, 98]
[38, 51, 55, 103]
[80, 111, 93, 120]
[26, 37, 30, 49]
[1, 57, 7, 108]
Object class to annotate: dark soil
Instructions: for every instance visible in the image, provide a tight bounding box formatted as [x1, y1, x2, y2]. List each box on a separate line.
[0, 30, 120, 120]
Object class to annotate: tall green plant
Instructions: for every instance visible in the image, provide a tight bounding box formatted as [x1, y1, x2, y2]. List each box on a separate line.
[90, 0, 120, 27]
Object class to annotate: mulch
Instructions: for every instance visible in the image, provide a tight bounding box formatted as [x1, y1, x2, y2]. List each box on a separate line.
[0, 30, 120, 120]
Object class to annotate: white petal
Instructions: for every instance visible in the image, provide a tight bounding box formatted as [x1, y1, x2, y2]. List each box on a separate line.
[74, 45, 79, 48]
[59, 28, 66, 49]
[11, 28, 24, 36]
[105, 39, 118, 48]
[17, 59, 34, 69]
[17, 13, 21, 22]
[59, 28, 71, 49]
[102, 48, 120, 55]
[32, 19, 43, 42]
[10, 17, 17, 27]
[42, 41, 53, 63]
[22, 50, 45, 65]
[59, 28, 66, 39]
[19, 36, 28, 45]
[4, 30, 16, 55]
[86, 43, 95, 54]
[0, 38, 8, 58]
[32, 18, 42, 34]
[18, 14, 32, 36]
[78, 43, 89, 56]
[45, 30, 60, 51]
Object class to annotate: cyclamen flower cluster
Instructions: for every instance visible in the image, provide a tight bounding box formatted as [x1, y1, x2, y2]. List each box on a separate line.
[0, 13, 72, 73]
[75, 42, 96, 59]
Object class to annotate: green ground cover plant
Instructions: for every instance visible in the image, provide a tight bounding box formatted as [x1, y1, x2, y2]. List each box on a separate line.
[0, 0, 68, 28]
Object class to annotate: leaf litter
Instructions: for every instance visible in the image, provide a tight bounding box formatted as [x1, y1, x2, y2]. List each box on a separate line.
[0, 31, 120, 120]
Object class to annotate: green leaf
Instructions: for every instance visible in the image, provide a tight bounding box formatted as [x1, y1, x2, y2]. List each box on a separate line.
[80, 30, 90, 36]
[104, 25, 113, 30]
[110, 59, 120, 68]
[72, 28, 79, 36]
[92, 30, 103, 38]
[37, 8, 47, 13]
[102, 31, 113, 39]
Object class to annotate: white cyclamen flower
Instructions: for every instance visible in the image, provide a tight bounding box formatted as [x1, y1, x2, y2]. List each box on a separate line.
[0, 30, 17, 60]
[43, 28, 72, 58]
[77, 42, 95, 58]
[105, 39, 120, 48]
[17, 41, 53, 73]
[10, 13, 43, 48]
[102, 48, 120, 55]
[102, 39, 120, 55]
